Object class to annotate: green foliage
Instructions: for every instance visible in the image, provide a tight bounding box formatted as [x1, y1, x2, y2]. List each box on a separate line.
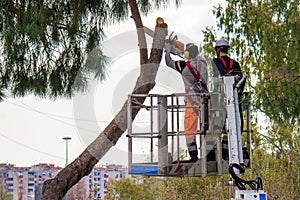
[0, 0, 181, 100]
[107, 149, 300, 199]
[203, 0, 300, 124]
[107, 175, 231, 200]
[251, 149, 300, 199]
[0, 0, 110, 99]
[106, 177, 155, 200]
[203, 0, 299, 162]
[0, 189, 13, 200]
[201, 0, 300, 195]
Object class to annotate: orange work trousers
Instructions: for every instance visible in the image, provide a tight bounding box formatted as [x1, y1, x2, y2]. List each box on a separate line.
[184, 102, 199, 140]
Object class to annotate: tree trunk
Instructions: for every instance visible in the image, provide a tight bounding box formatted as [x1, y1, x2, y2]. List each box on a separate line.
[42, 1, 168, 199]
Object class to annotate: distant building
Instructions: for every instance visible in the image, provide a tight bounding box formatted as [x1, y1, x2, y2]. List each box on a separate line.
[0, 163, 129, 200]
[0, 163, 61, 200]
[87, 164, 129, 199]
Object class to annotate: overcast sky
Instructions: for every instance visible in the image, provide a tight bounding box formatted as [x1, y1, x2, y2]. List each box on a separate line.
[0, 0, 226, 167]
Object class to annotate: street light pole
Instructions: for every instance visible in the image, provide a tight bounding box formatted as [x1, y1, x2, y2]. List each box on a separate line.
[62, 137, 71, 200]
[62, 137, 72, 166]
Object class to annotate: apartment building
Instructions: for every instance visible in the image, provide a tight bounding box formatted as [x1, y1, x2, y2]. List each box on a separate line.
[0, 163, 61, 200]
[87, 164, 129, 199]
[0, 163, 128, 200]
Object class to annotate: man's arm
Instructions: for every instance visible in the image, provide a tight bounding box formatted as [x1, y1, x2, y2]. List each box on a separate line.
[233, 61, 246, 95]
[200, 59, 208, 84]
[165, 51, 186, 73]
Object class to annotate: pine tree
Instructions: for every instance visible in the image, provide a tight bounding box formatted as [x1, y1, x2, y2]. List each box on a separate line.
[0, 0, 181, 199]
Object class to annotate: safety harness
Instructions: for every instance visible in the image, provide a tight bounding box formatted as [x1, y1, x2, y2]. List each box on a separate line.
[185, 60, 208, 104]
[219, 56, 233, 74]
[185, 60, 208, 92]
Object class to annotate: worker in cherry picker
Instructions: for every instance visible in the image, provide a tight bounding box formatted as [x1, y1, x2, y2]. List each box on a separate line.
[165, 43, 208, 162]
[212, 38, 246, 160]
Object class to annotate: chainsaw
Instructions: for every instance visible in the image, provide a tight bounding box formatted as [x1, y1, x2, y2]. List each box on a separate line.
[144, 27, 184, 57]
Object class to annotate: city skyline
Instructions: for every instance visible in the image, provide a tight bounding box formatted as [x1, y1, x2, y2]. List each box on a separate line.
[0, 162, 129, 199]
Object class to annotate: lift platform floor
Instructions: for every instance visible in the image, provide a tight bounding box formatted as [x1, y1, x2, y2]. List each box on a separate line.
[130, 160, 228, 176]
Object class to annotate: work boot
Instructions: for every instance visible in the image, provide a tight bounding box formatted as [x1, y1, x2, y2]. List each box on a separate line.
[186, 138, 198, 162]
[189, 150, 198, 162]
[207, 148, 216, 161]
[222, 136, 229, 160]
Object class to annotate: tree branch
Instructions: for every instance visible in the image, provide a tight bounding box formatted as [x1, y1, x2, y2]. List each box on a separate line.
[129, 0, 148, 65]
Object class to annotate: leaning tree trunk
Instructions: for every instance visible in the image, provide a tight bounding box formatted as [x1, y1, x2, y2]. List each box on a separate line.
[42, 1, 168, 199]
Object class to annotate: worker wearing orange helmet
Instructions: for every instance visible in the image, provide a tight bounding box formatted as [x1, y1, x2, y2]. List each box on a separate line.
[165, 43, 208, 162]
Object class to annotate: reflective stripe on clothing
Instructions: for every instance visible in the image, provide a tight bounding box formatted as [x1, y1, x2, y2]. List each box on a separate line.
[184, 102, 198, 139]
[188, 145, 198, 152]
[186, 138, 197, 152]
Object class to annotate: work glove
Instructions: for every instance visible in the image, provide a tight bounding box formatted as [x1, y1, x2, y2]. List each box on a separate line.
[164, 42, 172, 52]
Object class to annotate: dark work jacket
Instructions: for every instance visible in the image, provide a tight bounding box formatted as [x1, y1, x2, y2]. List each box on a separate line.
[212, 56, 245, 133]
[212, 56, 242, 77]
[212, 56, 245, 95]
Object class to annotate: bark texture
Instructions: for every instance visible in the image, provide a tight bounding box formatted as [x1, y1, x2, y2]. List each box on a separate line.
[42, 1, 168, 199]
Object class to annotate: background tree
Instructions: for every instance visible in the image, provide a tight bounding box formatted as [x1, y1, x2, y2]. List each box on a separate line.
[106, 177, 155, 200]
[106, 175, 230, 200]
[0, 189, 13, 200]
[66, 177, 88, 200]
[202, 0, 299, 157]
[201, 1, 300, 198]
[107, 155, 300, 200]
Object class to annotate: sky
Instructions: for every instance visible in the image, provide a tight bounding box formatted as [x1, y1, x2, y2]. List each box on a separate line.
[0, 0, 226, 168]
